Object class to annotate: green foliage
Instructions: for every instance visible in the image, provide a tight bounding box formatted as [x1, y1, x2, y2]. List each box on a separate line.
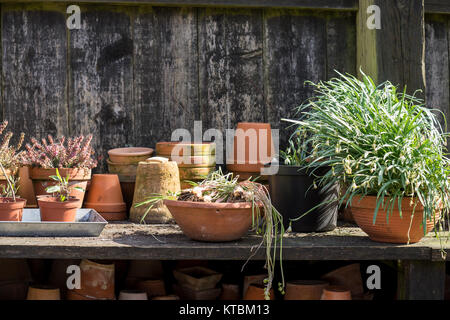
[0, 162, 19, 200]
[46, 168, 84, 202]
[283, 71, 450, 240]
[280, 131, 310, 166]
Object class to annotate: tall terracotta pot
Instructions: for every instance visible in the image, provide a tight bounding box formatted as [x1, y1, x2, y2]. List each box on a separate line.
[226, 122, 274, 173]
[351, 195, 438, 243]
[84, 174, 126, 221]
[18, 166, 37, 207]
[30, 167, 91, 207]
[130, 158, 180, 223]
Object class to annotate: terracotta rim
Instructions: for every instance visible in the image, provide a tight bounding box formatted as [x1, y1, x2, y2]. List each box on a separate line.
[30, 167, 91, 180]
[163, 199, 259, 210]
[0, 198, 27, 208]
[108, 147, 154, 157]
[37, 197, 81, 208]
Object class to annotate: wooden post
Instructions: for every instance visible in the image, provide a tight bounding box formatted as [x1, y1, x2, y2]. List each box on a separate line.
[397, 260, 446, 300]
[357, 0, 426, 95]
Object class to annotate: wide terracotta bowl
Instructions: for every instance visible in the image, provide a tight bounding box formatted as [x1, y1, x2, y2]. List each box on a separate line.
[164, 200, 258, 242]
[351, 195, 439, 244]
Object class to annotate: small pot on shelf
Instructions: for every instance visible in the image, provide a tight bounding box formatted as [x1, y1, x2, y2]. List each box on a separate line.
[37, 196, 81, 222]
[243, 284, 274, 300]
[0, 198, 27, 221]
[27, 285, 60, 300]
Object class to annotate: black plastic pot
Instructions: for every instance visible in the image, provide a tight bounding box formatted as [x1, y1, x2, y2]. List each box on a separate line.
[267, 164, 338, 232]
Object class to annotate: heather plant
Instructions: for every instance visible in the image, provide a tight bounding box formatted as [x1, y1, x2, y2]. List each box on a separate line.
[0, 120, 25, 172]
[21, 135, 97, 169]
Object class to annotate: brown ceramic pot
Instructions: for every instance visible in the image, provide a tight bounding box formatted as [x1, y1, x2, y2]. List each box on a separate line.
[68, 259, 115, 300]
[284, 280, 330, 300]
[30, 167, 91, 206]
[321, 263, 364, 297]
[84, 174, 126, 221]
[38, 197, 81, 222]
[156, 142, 216, 157]
[227, 122, 274, 173]
[219, 283, 240, 300]
[243, 284, 274, 300]
[0, 198, 26, 221]
[351, 195, 438, 243]
[118, 290, 148, 300]
[321, 286, 352, 300]
[173, 266, 222, 290]
[243, 274, 267, 297]
[108, 147, 154, 164]
[18, 166, 37, 207]
[164, 199, 256, 242]
[136, 279, 166, 298]
[27, 285, 61, 300]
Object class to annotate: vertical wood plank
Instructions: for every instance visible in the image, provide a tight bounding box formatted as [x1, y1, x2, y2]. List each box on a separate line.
[425, 15, 449, 133]
[68, 7, 133, 172]
[2, 4, 68, 139]
[357, 0, 426, 95]
[326, 12, 356, 79]
[198, 7, 265, 133]
[264, 10, 327, 150]
[132, 6, 198, 148]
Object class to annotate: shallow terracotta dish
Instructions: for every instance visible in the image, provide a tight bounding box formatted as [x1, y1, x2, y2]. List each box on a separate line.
[164, 199, 259, 242]
[108, 147, 154, 164]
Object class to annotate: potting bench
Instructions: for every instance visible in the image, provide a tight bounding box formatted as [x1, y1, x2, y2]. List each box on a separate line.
[0, 222, 447, 300]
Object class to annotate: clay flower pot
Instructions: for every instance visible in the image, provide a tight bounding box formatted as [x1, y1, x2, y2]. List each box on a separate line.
[118, 290, 148, 300]
[37, 197, 81, 222]
[164, 199, 256, 242]
[156, 142, 216, 157]
[18, 166, 37, 207]
[321, 263, 364, 297]
[136, 279, 166, 298]
[0, 198, 26, 221]
[351, 195, 438, 243]
[108, 147, 154, 164]
[84, 174, 126, 221]
[227, 122, 274, 173]
[243, 284, 274, 300]
[27, 285, 61, 300]
[173, 266, 222, 290]
[321, 286, 352, 300]
[243, 274, 267, 297]
[284, 280, 329, 300]
[30, 167, 91, 206]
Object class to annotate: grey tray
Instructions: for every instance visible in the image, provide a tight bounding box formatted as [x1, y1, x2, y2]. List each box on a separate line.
[0, 209, 107, 237]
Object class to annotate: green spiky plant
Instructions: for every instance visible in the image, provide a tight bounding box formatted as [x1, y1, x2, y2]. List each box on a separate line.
[283, 71, 450, 250]
[135, 168, 285, 300]
[45, 168, 84, 202]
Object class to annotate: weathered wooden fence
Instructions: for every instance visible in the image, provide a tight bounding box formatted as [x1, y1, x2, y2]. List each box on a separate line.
[0, 1, 448, 171]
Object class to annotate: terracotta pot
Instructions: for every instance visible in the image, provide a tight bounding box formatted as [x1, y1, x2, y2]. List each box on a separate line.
[284, 280, 329, 300]
[84, 174, 126, 221]
[243, 284, 274, 300]
[18, 167, 37, 207]
[118, 290, 148, 300]
[130, 159, 180, 223]
[68, 259, 115, 300]
[173, 284, 221, 300]
[164, 200, 255, 242]
[219, 283, 240, 300]
[30, 167, 90, 206]
[152, 295, 180, 300]
[156, 142, 216, 157]
[321, 263, 364, 297]
[226, 122, 274, 173]
[108, 147, 154, 164]
[321, 286, 352, 300]
[136, 279, 166, 298]
[37, 197, 81, 222]
[351, 195, 438, 243]
[160, 155, 216, 168]
[179, 166, 216, 181]
[0, 198, 26, 221]
[243, 274, 267, 297]
[173, 266, 222, 290]
[27, 285, 60, 300]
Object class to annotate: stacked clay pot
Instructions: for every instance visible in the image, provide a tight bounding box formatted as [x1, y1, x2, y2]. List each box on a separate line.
[107, 147, 154, 213]
[27, 285, 61, 300]
[84, 174, 127, 221]
[130, 157, 180, 223]
[226, 123, 274, 186]
[156, 142, 216, 189]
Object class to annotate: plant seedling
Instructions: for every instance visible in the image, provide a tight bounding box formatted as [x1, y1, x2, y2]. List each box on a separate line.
[0, 163, 19, 201]
[46, 168, 84, 202]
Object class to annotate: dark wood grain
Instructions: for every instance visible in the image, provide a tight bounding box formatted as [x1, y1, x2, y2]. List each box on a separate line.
[68, 7, 133, 171]
[132, 7, 198, 148]
[2, 4, 69, 139]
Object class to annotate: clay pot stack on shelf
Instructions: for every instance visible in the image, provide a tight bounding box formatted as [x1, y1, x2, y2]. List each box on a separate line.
[156, 142, 216, 189]
[172, 266, 223, 300]
[130, 157, 180, 223]
[226, 123, 274, 186]
[84, 174, 127, 221]
[320, 263, 364, 299]
[107, 147, 154, 213]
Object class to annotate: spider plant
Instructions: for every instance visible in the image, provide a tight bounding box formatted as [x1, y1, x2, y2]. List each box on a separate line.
[135, 168, 285, 300]
[283, 71, 450, 245]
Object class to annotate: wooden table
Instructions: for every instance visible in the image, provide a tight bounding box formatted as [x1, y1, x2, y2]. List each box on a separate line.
[0, 222, 447, 300]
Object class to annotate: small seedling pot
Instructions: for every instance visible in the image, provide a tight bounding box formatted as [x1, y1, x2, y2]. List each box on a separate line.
[0, 198, 26, 221]
[37, 196, 81, 222]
